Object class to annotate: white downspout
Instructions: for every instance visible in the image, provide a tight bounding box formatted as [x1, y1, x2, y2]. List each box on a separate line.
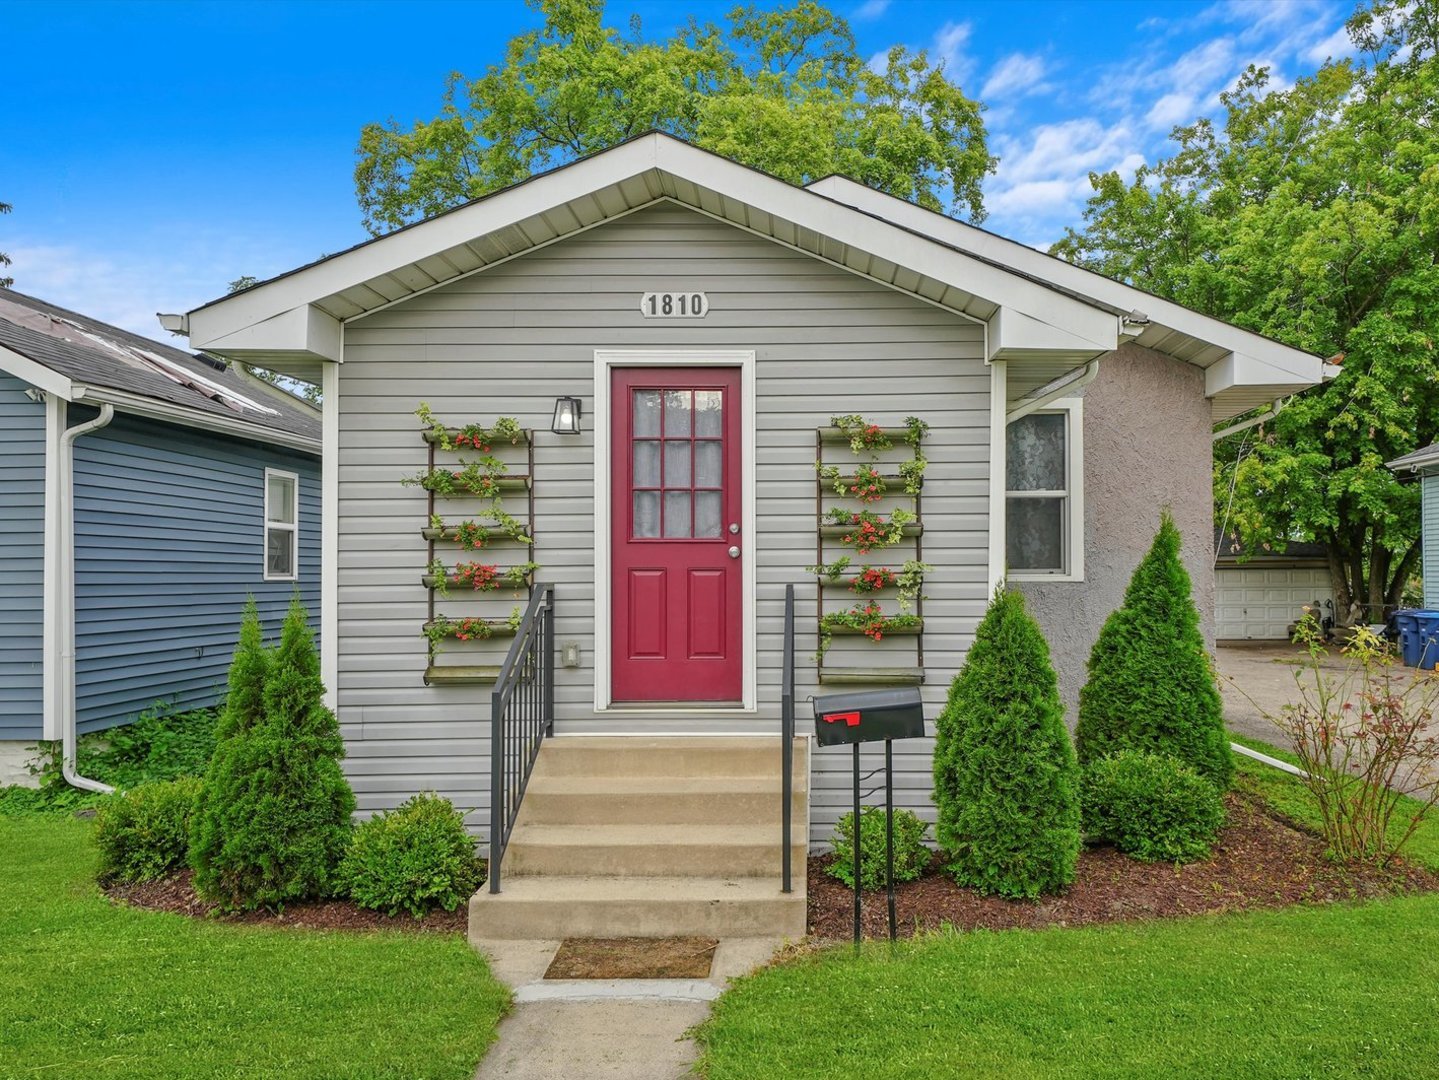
[1213, 398, 1286, 442]
[61, 403, 115, 794]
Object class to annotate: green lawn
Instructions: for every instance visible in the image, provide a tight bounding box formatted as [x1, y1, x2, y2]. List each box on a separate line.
[0, 815, 509, 1079]
[698, 896, 1439, 1079]
[698, 736, 1439, 1079]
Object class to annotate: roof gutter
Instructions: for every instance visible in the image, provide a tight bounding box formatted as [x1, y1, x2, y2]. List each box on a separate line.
[72, 385, 321, 454]
[60, 403, 115, 794]
[1213, 398, 1286, 442]
[1006, 359, 1100, 423]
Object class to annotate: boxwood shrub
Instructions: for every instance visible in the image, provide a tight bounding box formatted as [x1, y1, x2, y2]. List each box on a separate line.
[828, 806, 930, 891]
[1083, 750, 1226, 863]
[339, 792, 482, 917]
[94, 777, 202, 883]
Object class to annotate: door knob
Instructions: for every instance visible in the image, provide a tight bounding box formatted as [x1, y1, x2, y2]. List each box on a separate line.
[728, 546, 740, 559]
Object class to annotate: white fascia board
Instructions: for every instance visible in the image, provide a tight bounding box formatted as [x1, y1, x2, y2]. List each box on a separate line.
[1205, 352, 1315, 398]
[187, 132, 1116, 358]
[806, 175, 1324, 389]
[0, 345, 74, 399]
[72, 386, 321, 455]
[1389, 446, 1439, 472]
[190, 303, 342, 363]
[987, 307, 1108, 362]
[186, 136, 669, 343]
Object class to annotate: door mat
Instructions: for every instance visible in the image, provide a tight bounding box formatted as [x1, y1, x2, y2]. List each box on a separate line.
[544, 937, 718, 980]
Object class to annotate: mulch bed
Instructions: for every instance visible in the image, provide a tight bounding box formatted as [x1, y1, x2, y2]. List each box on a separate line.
[104, 869, 467, 933]
[544, 936, 718, 979]
[809, 792, 1439, 940]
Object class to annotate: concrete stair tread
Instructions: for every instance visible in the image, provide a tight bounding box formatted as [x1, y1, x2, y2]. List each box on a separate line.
[510, 823, 804, 845]
[525, 775, 807, 794]
[475, 874, 805, 903]
[545, 737, 788, 750]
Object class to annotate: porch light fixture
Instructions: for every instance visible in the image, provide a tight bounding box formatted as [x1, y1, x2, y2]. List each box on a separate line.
[551, 396, 582, 434]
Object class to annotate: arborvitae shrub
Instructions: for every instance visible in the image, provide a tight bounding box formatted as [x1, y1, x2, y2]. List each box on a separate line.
[1075, 511, 1233, 789]
[94, 777, 202, 883]
[932, 587, 1081, 899]
[190, 596, 355, 910]
[340, 792, 482, 917]
[827, 806, 930, 892]
[1083, 751, 1226, 863]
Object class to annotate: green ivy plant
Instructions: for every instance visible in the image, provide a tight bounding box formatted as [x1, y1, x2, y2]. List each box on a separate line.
[402, 457, 510, 498]
[415, 403, 524, 451]
[825, 507, 916, 554]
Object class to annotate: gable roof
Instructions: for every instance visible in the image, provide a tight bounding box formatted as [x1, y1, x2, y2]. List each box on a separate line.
[181, 132, 1326, 421]
[0, 289, 320, 452]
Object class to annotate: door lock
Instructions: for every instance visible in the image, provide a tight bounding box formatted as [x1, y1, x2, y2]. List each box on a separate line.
[728, 523, 740, 534]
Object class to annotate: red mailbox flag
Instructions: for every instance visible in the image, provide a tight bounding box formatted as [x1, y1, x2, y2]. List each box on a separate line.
[823, 711, 862, 727]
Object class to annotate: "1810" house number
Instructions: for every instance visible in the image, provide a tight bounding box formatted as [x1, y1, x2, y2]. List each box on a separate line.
[640, 291, 708, 318]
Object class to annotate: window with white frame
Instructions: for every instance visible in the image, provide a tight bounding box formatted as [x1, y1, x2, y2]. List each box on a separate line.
[1006, 400, 1083, 580]
[264, 469, 299, 581]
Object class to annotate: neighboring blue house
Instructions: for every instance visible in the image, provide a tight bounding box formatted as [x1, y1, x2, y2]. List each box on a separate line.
[1390, 442, 1438, 608]
[0, 289, 321, 784]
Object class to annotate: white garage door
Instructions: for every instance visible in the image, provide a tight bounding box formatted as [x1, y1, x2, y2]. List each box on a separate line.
[1216, 567, 1334, 641]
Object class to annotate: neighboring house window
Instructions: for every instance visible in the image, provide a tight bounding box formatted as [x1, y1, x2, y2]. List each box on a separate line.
[264, 469, 299, 581]
[1006, 399, 1084, 581]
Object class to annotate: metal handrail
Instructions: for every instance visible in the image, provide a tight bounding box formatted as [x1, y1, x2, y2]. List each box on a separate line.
[488, 584, 555, 894]
[781, 583, 795, 893]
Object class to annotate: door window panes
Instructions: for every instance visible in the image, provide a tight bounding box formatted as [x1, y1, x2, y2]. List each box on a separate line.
[630, 385, 727, 541]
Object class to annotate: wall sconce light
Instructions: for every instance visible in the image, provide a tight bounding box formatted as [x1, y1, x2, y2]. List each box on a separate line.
[551, 396, 582, 435]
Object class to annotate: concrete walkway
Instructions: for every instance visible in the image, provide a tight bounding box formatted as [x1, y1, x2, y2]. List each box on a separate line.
[473, 937, 782, 1079]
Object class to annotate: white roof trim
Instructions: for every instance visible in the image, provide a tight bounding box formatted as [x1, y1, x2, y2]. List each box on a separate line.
[0, 344, 75, 399]
[71, 385, 321, 455]
[187, 133, 1116, 361]
[805, 174, 1323, 388]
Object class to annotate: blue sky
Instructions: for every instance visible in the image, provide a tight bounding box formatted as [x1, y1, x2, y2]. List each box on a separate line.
[1, 0, 1358, 337]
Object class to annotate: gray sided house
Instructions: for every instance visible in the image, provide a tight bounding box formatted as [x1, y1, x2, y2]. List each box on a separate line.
[180, 135, 1324, 940]
[0, 290, 321, 784]
[1389, 442, 1439, 608]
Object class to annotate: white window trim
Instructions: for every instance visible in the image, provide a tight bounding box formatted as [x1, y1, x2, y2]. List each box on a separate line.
[263, 467, 300, 582]
[592, 349, 758, 714]
[1006, 397, 1085, 583]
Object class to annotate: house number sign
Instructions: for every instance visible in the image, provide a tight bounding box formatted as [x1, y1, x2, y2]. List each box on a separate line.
[640, 291, 708, 318]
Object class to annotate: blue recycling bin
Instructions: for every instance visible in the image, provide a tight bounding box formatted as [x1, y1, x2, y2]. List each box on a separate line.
[1415, 611, 1439, 670]
[1395, 610, 1421, 667]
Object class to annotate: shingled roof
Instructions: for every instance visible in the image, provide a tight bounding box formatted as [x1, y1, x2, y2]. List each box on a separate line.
[0, 288, 320, 449]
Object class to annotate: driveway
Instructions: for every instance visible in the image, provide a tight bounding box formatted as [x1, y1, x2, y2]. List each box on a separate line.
[1217, 642, 1439, 791]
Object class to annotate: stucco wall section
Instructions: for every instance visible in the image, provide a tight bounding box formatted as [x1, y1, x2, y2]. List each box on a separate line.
[1016, 343, 1215, 715]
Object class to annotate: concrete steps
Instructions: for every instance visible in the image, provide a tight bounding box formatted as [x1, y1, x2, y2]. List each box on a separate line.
[469, 736, 808, 941]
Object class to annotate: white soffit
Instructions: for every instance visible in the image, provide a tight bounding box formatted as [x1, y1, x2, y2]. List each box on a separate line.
[806, 174, 1325, 407]
[187, 133, 1117, 362]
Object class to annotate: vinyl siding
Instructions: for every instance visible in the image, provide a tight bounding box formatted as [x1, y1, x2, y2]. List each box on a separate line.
[337, 202, 991, 840]
[72, 411, 320, 734]
[1425, 472, 1439, 609]
[0, 373, 45, 739]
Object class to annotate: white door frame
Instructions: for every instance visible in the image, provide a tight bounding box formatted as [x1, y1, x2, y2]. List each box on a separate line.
[593, 349, 757, 713]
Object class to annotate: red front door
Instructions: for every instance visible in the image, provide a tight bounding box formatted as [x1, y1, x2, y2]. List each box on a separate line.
[611, 368, 743, 703]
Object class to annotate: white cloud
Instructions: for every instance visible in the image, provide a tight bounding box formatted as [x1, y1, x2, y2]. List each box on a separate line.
[853, 0, 891, 20]
[1145, 91, 1200, 131]
[1305, 24, 1355, 62]
[981, 53, 1051, 100]
[932, 21, 973, 81]
[985, 118, 1144, 236]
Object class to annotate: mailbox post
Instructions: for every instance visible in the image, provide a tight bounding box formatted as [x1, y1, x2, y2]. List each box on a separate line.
[813, 687, 925, 944]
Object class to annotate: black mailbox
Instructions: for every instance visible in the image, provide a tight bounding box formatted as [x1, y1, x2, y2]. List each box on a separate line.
[812, 687, 924, 746]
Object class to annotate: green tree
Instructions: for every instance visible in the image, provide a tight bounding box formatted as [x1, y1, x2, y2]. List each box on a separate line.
[191, 597, 354, 909]
[933, 587, 1081, 899]
[1076, 512, 1233, 789]
[1, 199, 13, 289]
[1053, 3, 1439, 616]
[354, 0, 993, 235]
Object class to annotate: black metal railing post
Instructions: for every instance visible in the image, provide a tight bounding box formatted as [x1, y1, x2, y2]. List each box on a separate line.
[781, 583, 795, 894]
[487, 584, 554, 895]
